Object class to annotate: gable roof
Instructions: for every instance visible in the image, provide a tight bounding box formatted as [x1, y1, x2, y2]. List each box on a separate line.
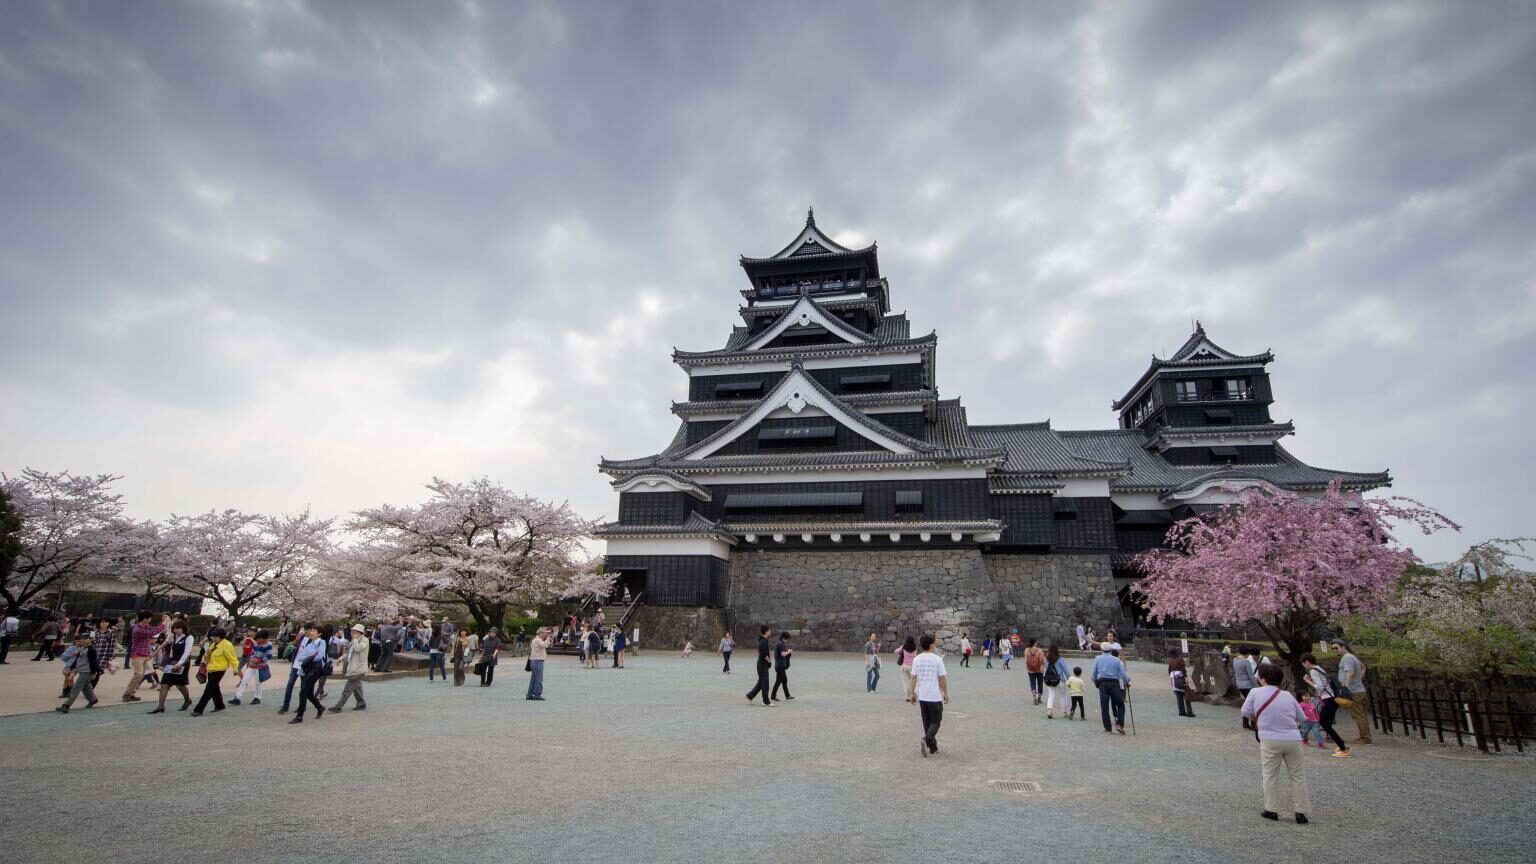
[740, 295, 873, 351]
[741, 208, 876, 263]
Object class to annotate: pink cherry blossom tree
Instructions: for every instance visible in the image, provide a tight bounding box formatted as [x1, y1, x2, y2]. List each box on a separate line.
[159, 509, 334, 625]
[1, 469, 132, 615]
[1134, 481, 1457, 677]
[342, 477, 610, 635]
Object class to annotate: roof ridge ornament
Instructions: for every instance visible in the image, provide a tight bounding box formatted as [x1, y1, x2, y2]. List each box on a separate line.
[806, 206, 816, 227]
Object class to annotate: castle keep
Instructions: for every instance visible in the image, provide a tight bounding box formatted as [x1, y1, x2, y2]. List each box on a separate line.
[597, 212, 1390, 649]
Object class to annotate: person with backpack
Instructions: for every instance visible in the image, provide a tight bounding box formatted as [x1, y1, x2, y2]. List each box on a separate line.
[1240, 663, 1312, 824]
[1300, 653, 1351, 758]
[1043, 644, 1070, 718]
[1024, 638, 1047, 705]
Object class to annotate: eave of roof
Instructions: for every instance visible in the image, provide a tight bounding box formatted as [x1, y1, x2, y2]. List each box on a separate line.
[595, 512, 738, 544]
[673, 331, 936, 364]
[671, 389, 938, 418]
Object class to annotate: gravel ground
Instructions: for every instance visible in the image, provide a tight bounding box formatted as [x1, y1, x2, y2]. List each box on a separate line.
[0, 653, 1530, 863]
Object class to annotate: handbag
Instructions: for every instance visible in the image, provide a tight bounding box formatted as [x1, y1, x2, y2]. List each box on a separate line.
[524, 659, 532, 672]
[473, 661, 485, 676]
[196, 665, 208, 685]
[1251, 688, 1281, 742]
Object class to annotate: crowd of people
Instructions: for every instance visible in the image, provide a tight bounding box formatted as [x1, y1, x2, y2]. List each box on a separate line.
[14, 605, 1376, 825]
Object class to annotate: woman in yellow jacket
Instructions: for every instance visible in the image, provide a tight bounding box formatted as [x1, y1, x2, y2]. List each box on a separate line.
[191, 627, 240, 716]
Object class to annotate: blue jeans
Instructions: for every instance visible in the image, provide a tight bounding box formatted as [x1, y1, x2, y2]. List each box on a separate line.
[1098, 680, 1126, 730]
[427, 652, 447, 680]
[280, 667, 300, 709]
[527, 659, 544, 698]
[866, 663, 880, 692]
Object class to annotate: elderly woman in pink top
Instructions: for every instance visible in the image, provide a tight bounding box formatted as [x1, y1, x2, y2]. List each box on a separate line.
[1240, 663, 1312, 825]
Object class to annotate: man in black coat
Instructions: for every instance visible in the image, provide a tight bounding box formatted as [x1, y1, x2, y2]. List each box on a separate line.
[745, 624, 773, 706]
[771, 631, 794, 701]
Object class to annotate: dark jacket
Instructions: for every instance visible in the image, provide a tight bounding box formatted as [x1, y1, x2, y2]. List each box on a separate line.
[756, 636, 771, 666]
[774, 639, 791, 671]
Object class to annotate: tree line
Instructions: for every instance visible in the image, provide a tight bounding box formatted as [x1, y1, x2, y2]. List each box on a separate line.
[0, 469, 611, 635]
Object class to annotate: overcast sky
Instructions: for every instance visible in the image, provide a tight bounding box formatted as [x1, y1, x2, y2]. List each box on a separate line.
[3, 1, 1533, 562]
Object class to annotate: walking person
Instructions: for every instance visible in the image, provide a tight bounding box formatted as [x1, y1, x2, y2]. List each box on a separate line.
[427, 627, 449, 682]
[55, 633, 101, 713]
[89, 617, 119, 687]
[1300, 653, 1351, 758]
[771, 631, 794, 701]
[981, 635, 993, 669]
[1076, 621, 1087, 651]
[149, 619, 196, 713]
[31, 616, 61, 661]
[1330, 639, 1371, 745]
[720, 633, 734, 674]
[191, 626, 239, 717]
[277, 623, 318, 715]
[1240, 663, 1312, 824]
[525, 626, 549, 701]
[230, 629, 273, 706]
[478, 628, 501, 687]
[896, 636, 918, 704]
[1043, 644, 1070, 719]
[912, 634, 949, 756]
[120, 611, 168, 700]
[330, 623, 370, 712]
[451, 628, 471, 686]
[1169, 649, 1197, 717]
[959, 634, 972, 668]
[1091, 645, 1131, 734]
[314, 624, 338, 700]
[865, 633, 882, 693]
[744, 624, 773, 707]
[1024, 638, 1046, 705]
[1067, 666, 1087, 719]
[287, 624, 327, 723]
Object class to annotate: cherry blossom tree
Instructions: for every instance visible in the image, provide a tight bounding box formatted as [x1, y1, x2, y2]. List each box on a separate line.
[0, 469, 131, 615]
[1392, 538, 1536, 684]
[0, 487, 20, 600]
[159, 509, 333, 625]
[108, 520, 185, 608]
[342, 477, 610, 635]
[1135, 481, 1457, 678]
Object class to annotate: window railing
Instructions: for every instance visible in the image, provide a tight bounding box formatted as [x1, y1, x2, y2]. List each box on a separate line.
[1175, 389, 1252, 403]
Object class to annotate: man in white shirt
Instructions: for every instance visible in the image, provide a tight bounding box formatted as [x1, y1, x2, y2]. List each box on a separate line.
[910, 634, 949, 756]
[0, 613, 19, 664]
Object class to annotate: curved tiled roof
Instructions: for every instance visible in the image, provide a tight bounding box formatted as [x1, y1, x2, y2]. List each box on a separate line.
[725, 518, 1003, 534]
[1058, 430, 1390, 494]
[968, 422, 1129, 476]
[1111, 323, 1275, 409]
[672, 331, 936, 364]
[595, 511, 737, 543]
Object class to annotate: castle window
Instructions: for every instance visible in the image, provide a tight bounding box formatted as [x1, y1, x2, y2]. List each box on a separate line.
[1224, 378, 1251, 400]
[895, 490, 924, 514]
[1204, 408, 1234, 426]
[1053, 498, 1079, 521]
[840, 373, 892, 391]
[1210, 446, 1240, 462]
[714, 381, 763, 399]
[1175, 380, 1200, 402]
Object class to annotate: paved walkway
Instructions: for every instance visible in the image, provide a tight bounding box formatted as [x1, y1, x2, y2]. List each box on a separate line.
[0, 653, 1529, 863]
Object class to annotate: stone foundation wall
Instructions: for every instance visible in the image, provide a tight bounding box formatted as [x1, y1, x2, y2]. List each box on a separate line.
[726, 548, 1121, 652]
[629, 606, 729, 651]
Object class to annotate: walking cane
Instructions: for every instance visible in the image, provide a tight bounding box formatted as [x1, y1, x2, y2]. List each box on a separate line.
[1127, 685, 1136, 736]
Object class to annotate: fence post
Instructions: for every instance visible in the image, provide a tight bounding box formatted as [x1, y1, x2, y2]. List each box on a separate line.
[1485, 697, 1502, 754]
[1507, 696, 1524, 754]
[1378, 687, 1393, 737]
[1469, 699, 1489, 753]
[1428, 690, 1444, 744]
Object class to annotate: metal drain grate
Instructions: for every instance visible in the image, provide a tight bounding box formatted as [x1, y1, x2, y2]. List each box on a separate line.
[989, 780, 1042, 793]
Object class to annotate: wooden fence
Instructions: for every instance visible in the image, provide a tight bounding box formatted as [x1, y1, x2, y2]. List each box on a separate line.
[1370, 686, 1532, 753]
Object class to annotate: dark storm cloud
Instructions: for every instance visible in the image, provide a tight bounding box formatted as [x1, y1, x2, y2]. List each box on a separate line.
[1, 0, 1532, 560]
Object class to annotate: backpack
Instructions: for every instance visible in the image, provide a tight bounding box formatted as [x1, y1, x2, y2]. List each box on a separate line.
[1044, 663, 1061, 688]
